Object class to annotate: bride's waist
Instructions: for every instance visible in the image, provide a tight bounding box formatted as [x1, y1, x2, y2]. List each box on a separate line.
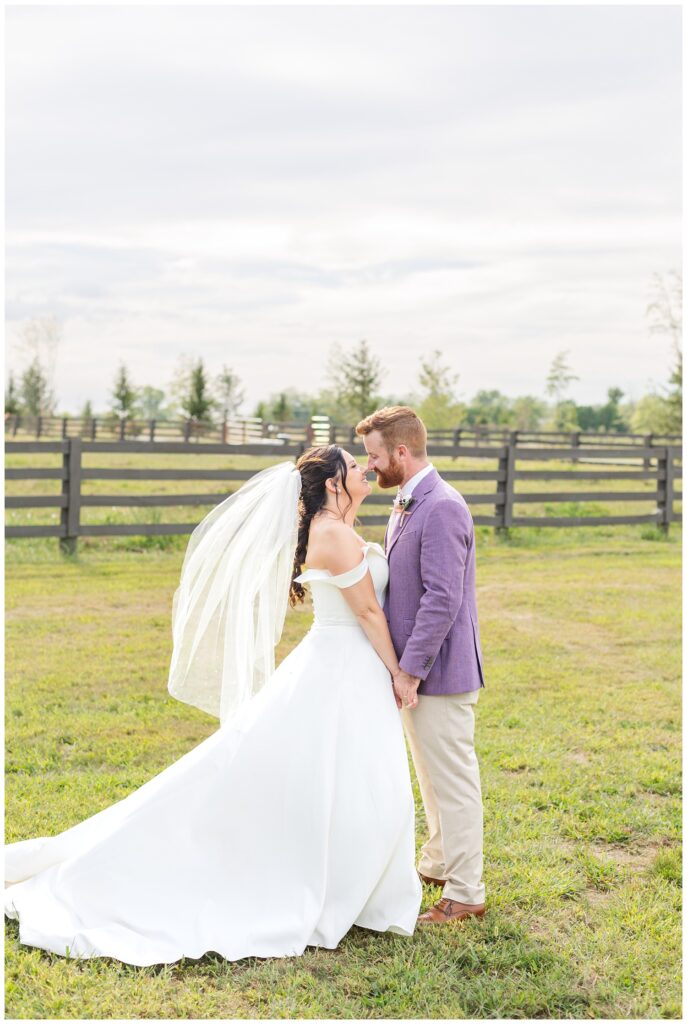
[310, 617, 364, 629]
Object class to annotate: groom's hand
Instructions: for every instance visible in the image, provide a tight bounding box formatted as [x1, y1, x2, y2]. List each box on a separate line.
[393, 669, 421, 710]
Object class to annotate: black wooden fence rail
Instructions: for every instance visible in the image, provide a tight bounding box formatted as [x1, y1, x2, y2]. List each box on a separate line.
[5, 413, 682, 456]
[5, 440, 682, 552]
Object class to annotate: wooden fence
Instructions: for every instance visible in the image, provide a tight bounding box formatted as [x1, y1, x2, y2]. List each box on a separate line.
[5, 439, 682, 552]
[4, 413, 682, 456]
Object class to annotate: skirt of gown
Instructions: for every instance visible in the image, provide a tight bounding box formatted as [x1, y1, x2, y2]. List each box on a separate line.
[4, 621, 422, 966]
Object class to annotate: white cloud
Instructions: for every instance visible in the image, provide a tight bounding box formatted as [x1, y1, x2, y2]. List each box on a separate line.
[5, 4, 681, 413]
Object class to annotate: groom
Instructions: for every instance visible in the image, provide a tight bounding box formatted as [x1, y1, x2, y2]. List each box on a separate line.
[357, 406, 486, 924]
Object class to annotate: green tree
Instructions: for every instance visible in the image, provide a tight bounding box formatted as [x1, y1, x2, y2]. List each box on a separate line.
[183, 359, 215, 420]
[5, 374, 20, 415]
[646, 270, 682, 434]
[111, 364, 137, 418]
[79, 399, 95, 438]
[545, 350, 579, 403]
[313, 388, 355, 422]
[216, 366, 245, 420]
[663, 347, 682, 433]
[15, 316, 61, 408]
[416, 351, 465, 428]
[138, 386, 170, 420]
[271, 392, 293, 422]
[544, 350, 579, 431]
[169, 356, 216, 421]
[598, 387, 627, 432]
[575, 388, 627, 433]
[630, 393, 674, 435]
[551, 399, 579, 431]
[511, 395, 546, 431]
[464, 389, 512, 426]
[646, 270, 681, 348]
[255, 389, 320, 423]
[19, 357, 55, 416]
[327, 340, 384, 421]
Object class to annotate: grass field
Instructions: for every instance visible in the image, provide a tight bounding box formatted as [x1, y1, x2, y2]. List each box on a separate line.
[4, 518, 682, 1019]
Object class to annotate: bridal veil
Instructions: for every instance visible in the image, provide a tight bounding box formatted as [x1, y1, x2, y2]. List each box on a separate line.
[167, 461, 301, 723]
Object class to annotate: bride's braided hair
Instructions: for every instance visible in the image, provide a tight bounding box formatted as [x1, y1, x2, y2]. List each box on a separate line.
[290, 445, 354, 606]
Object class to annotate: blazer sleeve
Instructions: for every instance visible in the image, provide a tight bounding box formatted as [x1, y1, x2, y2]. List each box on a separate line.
[398, 498, 471, 679]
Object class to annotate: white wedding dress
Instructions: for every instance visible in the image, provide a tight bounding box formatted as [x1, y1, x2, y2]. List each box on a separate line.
[5, 541, 421, 966]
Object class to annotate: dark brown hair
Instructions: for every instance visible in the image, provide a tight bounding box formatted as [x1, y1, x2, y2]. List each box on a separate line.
[355, 405, 427, 457]
[289, 445, 354, 606]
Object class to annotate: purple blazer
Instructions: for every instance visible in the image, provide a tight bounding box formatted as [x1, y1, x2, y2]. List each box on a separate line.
[383, 468, 485, 696]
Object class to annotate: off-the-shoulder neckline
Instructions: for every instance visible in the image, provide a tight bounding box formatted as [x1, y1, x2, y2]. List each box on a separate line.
[301, 541, 385, 575]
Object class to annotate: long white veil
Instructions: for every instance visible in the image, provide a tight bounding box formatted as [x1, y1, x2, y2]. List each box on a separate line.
[167, 461, 302, 724]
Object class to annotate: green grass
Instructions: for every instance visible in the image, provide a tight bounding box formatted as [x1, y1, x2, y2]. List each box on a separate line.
[4, 525, 682, 1018]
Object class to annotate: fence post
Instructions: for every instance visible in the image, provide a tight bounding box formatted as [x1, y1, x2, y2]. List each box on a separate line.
[495, 443, 515, 535]
[12, 415, 19, 436]
[60, 438, 82, 555]
[119, 417, 126, 441]
[644, 433, 653, 470]
[657, 446, 675, 535]
[149, 419, 156, 442]
[453, 428, 462, 454]
[509, 429, 519, 448]
[62, 417, 68, 439]
[571, 431, 580, 465]
[36, 415, 42, 439]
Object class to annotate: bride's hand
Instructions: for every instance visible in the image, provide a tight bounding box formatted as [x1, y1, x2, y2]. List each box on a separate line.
[390, 669, 403, 709]
[392, 668, 419, 710]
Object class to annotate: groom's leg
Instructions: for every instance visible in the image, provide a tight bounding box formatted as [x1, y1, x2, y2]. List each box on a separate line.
[402, 707, 445, 881]
[404, 691, 485, 906]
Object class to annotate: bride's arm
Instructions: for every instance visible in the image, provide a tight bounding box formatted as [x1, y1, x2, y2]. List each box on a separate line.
[318, 528, 413, 708]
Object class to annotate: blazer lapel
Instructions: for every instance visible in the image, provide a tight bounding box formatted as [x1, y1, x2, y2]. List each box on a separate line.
[386, 469, 440, 558]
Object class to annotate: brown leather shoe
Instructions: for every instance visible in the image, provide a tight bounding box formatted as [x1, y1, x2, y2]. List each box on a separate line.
[418, 872, 446, 888]
[417, 897, 486, 924]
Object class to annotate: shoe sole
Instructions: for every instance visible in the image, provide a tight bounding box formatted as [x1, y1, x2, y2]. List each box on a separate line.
[417, 907, 486, 924]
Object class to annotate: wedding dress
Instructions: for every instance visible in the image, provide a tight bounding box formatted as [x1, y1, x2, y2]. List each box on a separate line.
[5, 540, 422, 966]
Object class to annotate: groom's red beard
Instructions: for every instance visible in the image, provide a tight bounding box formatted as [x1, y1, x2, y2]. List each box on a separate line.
[373, 455, 404, 489]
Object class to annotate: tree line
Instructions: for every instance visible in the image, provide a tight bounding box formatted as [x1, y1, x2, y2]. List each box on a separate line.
[5, 272, 682, 435]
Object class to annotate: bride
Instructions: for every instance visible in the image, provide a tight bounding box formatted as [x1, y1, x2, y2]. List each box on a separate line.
[5, 445, 422, 966]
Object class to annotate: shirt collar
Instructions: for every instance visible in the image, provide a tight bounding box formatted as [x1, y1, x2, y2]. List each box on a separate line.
[398, 463, 434, 499]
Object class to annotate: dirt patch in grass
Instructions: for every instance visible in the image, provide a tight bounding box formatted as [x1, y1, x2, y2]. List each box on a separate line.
[583, 889, 614, 907]
[592, 840, 672, 869]
[566, 749, 591, 764]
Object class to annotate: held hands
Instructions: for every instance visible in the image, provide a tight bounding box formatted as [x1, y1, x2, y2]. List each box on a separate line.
[391, 668, 421, 710]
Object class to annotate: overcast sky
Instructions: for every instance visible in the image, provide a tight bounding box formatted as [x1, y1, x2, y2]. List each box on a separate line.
[5, 4, 682, 414]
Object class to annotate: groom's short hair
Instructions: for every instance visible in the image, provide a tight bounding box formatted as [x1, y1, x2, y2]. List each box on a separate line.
[356, 406, 427, 457]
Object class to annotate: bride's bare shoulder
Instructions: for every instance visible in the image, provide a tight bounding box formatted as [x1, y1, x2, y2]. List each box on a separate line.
[305, 520, 365, 571]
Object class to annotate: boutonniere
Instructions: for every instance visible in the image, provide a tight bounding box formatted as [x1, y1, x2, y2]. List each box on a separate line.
[392, 494, 415, 515]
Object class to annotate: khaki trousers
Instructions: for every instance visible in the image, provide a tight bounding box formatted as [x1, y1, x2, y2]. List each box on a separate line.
[401, 690, 485, 905]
